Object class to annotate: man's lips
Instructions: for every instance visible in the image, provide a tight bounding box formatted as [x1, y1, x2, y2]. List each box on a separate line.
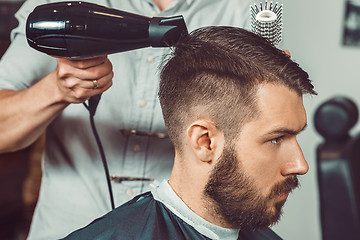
[269, 176, 299, 200]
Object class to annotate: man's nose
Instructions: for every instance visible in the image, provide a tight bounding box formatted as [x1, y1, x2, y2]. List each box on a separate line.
[281, 140, 309, 176]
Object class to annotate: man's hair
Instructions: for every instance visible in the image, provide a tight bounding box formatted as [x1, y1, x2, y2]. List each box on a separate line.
[158, 26, 316, 150]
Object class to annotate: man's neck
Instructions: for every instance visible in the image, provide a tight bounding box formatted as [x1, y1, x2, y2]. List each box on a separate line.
[169, 156, 233, 228]
[168, 177, 233, 228]
[152, 0, 174, 11]
[151, 180, 240, 239]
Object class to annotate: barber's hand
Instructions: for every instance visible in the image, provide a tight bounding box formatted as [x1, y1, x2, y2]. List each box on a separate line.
[55, 55, 113, 103]
[282, 49, 291, 57]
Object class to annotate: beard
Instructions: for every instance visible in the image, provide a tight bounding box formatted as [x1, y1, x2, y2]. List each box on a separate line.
[203, 146, 299, 230]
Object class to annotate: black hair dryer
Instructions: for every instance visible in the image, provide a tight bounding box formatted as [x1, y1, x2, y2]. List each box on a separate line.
[26, 1, 188, 58]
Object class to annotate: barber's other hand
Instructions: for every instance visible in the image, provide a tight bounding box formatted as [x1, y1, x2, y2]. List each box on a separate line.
[55, 55, 113, 103]
[282, 49, 291, 57]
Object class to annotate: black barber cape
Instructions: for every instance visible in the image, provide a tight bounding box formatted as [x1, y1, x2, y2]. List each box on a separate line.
[62, 192, 282, 240]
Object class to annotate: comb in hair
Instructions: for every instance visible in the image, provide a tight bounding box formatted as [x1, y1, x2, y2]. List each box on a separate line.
[250, 1, 283, 46]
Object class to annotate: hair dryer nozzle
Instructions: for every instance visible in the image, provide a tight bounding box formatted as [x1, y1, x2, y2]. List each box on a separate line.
[149, 16, 188, 47]
[26, 1, 188, 58]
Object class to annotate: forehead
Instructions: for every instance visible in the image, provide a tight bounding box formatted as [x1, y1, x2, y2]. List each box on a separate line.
[242, 83, 306, 136]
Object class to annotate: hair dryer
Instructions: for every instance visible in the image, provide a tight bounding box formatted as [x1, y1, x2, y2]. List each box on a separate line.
[26, 1, 188, 58]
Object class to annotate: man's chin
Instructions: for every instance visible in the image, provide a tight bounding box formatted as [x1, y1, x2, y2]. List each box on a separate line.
[267, 199, 286, 226]
[224, 201, 286, 231]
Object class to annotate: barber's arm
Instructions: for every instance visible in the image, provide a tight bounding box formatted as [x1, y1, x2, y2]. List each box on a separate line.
[0, 55, 113, 153]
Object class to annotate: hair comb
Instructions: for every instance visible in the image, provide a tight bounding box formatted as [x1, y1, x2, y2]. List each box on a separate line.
[250, 1, 283, 46]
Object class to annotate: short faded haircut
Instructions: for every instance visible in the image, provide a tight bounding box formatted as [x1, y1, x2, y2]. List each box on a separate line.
[158, 26, 316, 150]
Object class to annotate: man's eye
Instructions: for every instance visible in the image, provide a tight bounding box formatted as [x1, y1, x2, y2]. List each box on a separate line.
[270, 136, 283, 145]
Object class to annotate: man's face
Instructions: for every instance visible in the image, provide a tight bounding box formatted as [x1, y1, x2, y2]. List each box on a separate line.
[204, 83, 308, 230]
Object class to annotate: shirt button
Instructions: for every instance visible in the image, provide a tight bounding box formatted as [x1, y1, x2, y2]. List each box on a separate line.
[133, 144, 141, 152]
[139, 100, 147, 108]
[126, 189, 134, 196]
[147, 56, 155, 63]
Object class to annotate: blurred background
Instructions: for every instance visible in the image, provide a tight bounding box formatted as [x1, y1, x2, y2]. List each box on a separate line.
[1, 0, 360, 239]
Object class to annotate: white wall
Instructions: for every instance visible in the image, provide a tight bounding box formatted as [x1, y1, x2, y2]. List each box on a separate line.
[269, 1, 360, 239]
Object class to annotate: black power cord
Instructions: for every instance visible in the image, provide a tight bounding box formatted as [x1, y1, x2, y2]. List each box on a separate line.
[83, 94, 115, 210]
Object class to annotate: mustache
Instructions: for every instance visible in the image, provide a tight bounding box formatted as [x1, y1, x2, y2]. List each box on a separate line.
[268, 176, 299, 199]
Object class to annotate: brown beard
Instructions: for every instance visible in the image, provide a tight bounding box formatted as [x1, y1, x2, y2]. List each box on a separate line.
[203, 146, 299, 230]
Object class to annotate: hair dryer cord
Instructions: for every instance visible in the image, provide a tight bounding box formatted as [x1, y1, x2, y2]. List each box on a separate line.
[83, 97, 115, 210]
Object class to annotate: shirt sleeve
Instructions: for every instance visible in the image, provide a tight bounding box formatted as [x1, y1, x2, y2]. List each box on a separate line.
[0, 0, 57, 91]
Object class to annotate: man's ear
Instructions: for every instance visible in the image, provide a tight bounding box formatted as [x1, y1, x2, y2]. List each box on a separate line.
[186, 120, 224, 163]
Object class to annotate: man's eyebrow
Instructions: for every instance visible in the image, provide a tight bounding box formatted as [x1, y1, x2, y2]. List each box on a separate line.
[264, 123, 308, 137]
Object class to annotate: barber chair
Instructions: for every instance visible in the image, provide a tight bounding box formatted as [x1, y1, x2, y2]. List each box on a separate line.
[314, 97, 360, 240]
